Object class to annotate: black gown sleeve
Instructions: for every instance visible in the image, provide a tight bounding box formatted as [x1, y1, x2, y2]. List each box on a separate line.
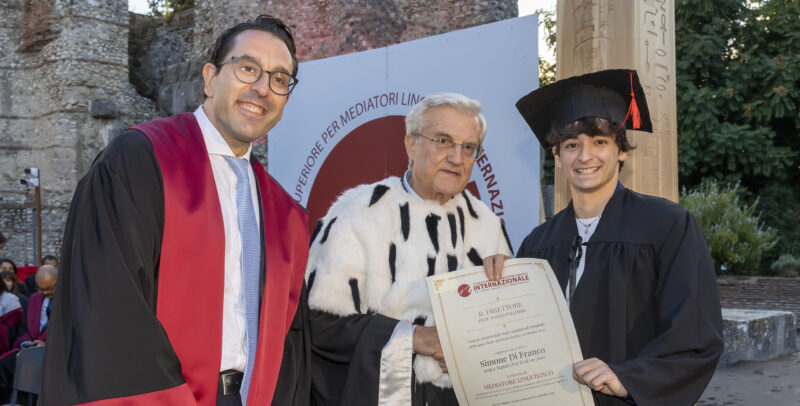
[308, 309, 399, 406]
[41, 131, 187, 404]
[272, 282, 312, 406]
[608, 211, 723, 406]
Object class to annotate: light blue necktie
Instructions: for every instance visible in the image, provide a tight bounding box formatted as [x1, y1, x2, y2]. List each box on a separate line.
[224, 156, 260, 404]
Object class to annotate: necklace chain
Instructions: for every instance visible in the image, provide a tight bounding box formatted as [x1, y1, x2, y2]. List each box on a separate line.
[576, 217, 598, 235]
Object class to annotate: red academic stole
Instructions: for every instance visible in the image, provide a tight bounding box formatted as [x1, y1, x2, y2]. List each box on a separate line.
[132, 113, 309, 406]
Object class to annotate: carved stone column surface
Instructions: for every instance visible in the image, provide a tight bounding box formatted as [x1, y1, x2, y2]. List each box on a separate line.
[554, 0, 678, 212]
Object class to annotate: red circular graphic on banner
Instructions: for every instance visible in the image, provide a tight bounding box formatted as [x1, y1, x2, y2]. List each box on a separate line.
[457, 284, 472, 297]
[306, 116, 409, 230]
[306, 115, 483, 231]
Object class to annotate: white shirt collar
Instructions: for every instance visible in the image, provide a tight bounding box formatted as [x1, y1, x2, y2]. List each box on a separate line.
[402, 171, 422, 199]
[193, 106, 252, 160]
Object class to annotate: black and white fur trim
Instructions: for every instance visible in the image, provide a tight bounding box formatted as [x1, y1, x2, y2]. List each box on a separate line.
[306, 176, 511, 387]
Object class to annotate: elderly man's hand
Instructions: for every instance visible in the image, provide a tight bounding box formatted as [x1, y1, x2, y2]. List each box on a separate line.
[573, 358, 628, 398]
[413, 326, 448, 372]
[483, 254, 509, 281]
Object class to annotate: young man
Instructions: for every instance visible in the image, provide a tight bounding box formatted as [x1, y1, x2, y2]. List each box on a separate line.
[487, 69, 723, 405]
[42, 15, 310, 406]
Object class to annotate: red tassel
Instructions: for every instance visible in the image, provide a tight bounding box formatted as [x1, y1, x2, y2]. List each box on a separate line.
[623, 72, 642, 130]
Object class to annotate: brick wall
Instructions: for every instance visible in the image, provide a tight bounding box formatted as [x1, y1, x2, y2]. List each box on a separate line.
[718, 277, 800, 325]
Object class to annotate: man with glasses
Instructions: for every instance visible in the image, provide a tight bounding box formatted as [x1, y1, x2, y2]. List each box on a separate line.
[42, 15, 310, 406]
[305, 93, 513, 406]
[486, 70, 723, 405]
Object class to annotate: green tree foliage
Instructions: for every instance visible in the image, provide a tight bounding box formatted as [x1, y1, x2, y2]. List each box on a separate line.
[537, 8, 557, 185]
[770, 254, 800, 277]
[537, 8, 557, 87]
[148, 0, 194, 19]
[681, 180, 778, 275]
[675, 0, 800, 266]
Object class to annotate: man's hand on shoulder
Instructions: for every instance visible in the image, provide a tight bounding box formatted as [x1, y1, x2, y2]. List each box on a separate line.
[573, 358, 628, 398]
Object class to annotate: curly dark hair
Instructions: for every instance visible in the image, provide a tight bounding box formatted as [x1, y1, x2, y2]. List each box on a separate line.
[209, 14, 298, 77]
[547, 117, 636, 170]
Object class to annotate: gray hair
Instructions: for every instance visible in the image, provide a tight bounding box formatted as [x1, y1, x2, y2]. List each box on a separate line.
[405, 92, 488, 142]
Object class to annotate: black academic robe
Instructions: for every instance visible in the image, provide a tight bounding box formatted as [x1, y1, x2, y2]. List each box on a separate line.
[517, 188, 723, 406]
[41, 114, 311, 406]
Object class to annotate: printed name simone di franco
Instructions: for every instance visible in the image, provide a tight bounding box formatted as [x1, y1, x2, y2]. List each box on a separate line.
[479, 347, 546, 368]
[482, 369, 555, 390]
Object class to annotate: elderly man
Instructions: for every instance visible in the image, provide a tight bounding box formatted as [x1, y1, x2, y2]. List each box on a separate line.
[306, 93, 512, 406]
[42, 15, 309, 406]
[24, 255, 58, 295]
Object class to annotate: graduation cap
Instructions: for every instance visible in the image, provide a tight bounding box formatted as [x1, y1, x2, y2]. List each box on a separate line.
[516, 69, 652, 148]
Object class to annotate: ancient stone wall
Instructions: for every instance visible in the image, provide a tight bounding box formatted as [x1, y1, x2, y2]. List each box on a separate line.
[0, 0, 155, 264]
[179, 0, 518, 158]
[1, 0, 516, 263]
[156, 0, 517, 117]
[719, 276, 800, 326]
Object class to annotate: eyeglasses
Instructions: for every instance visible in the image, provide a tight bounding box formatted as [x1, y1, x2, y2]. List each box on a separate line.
[220, 56, 298, 96]
[415, 133, 483, 160]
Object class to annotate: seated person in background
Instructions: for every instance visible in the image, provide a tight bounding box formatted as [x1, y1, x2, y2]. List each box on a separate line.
[0, 259, 28, 297]
[1, 270, 28, 312]
[0, 233, 5, 257]
[0, 275, 23, 355]
[24, 255, 58, 296]
[306, 93, 513, 406]
[0, 264, 56, 401]
[6, 265, 56, 354]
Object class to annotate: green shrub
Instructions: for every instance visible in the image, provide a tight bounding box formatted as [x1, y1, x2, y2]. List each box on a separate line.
[754, 183, 800, 270]
[680, 179, 778, 275]
[770, 254, 800, 277]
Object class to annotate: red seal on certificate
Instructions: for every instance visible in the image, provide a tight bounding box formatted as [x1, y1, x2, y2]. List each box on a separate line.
[458, 284, 472, 297]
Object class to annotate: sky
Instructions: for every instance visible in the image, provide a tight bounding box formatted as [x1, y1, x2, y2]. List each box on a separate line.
[127, 0, 556, 59]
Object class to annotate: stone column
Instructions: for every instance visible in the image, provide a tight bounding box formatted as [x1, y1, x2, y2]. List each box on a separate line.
[553, 0, 678, 212]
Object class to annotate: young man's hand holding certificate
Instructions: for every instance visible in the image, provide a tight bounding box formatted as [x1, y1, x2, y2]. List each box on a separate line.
[426, 258, 593, 406]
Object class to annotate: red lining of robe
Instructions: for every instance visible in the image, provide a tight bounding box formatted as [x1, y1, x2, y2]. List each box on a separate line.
[118, 112, 310, 405]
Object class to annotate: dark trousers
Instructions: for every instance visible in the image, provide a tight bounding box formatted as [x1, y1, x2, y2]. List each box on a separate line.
[217, 391, 243, 406]
[0, 353, 15, 403]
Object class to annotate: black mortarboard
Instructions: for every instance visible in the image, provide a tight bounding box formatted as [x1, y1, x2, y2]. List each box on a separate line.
[516, 69, 652, 148]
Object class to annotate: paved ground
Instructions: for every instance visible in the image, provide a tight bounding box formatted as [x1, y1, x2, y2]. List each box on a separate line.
[699, 350, 800, 406]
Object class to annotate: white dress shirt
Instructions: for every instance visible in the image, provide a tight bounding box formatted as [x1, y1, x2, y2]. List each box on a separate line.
[194, 106, 261, 373]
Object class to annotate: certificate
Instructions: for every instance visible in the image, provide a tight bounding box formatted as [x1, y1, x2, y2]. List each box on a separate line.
[426, 258, 592, 406]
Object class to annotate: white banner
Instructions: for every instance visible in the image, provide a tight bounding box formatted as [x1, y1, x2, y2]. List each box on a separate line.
[269, 15, 540, 249]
